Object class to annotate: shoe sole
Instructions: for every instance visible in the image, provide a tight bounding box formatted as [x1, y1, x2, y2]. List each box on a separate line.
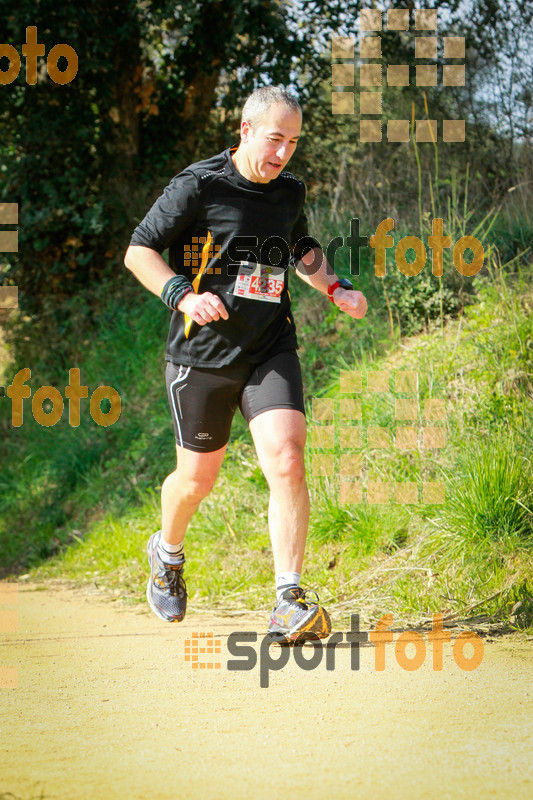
[146, 535, 185, 623]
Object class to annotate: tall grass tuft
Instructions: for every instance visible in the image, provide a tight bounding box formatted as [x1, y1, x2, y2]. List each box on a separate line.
[440, 433, 533, 552]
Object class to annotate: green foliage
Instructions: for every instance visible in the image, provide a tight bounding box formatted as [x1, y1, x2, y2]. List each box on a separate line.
[0, 282, 171, 572]
[0, 0, 359, 321]
[1, 257, 531, 628]
[439, 433, 533, 551]
[1, 0, 533, 624]
[2, 0, 531, 335]
[309, 493, 410, 555]
[380, 263, 464, 337]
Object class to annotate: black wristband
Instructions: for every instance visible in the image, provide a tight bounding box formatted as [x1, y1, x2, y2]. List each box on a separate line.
[161, 276, 194, 310]
[290, 236, 322, 267]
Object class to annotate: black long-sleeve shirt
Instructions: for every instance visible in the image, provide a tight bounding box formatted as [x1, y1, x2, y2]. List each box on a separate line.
[129, 146, 319, 367]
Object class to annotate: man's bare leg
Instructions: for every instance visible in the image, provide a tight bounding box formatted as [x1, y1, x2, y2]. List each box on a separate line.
[161, 443, 227, 545]
[146, 443, 227, 623]
[249, 407, 330, 639]
[248, 408, 309, 573]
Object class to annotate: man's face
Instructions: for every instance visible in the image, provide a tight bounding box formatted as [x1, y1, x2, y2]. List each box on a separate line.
[241, 103, 302, 183]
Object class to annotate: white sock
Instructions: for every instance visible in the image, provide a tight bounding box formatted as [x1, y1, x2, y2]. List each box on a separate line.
[276, 572, 301, 602]
[157, 532, 184, 563]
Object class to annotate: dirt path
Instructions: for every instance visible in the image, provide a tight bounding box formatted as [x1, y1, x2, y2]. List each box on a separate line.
[1, 582, 532, 800]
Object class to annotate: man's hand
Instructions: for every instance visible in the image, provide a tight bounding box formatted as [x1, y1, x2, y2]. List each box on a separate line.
[177, 291, 229, 325]
[333, 288, 368, 319]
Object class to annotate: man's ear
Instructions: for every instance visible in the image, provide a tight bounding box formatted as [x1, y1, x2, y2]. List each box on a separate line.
[241, 120, 252, 142]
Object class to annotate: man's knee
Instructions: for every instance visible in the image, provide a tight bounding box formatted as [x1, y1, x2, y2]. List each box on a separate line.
[266, 443, 306, 484]
[166, 467, 217, 502]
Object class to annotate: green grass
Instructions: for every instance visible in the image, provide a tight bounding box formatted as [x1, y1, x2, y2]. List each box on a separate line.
[439, 433, 533, 551]
[301, 257, 533, 626]
[1, 205, 532, 629]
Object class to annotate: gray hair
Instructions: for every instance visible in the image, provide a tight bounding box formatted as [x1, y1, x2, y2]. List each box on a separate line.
[241, 86, 302, 128]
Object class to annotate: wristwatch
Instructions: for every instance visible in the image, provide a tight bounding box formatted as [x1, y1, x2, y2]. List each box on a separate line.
[327, 277, 353, 302]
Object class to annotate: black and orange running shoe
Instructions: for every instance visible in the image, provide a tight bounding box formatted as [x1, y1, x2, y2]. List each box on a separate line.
[267, 587, 331, 643]
[146, 531, 187, 622]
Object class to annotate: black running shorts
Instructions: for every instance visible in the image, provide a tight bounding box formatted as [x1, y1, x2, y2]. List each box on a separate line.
[165, 350, 305, 452]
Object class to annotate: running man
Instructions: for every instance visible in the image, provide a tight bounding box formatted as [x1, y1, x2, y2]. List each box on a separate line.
[124, 86, 367, 642]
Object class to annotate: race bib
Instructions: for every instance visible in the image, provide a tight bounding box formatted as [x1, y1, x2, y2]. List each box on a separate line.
[232, 261, 285, 303]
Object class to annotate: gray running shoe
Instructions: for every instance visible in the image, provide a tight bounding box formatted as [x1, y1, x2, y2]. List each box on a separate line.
[146, 531, 187, 622]
[267, 587, 331, 643]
